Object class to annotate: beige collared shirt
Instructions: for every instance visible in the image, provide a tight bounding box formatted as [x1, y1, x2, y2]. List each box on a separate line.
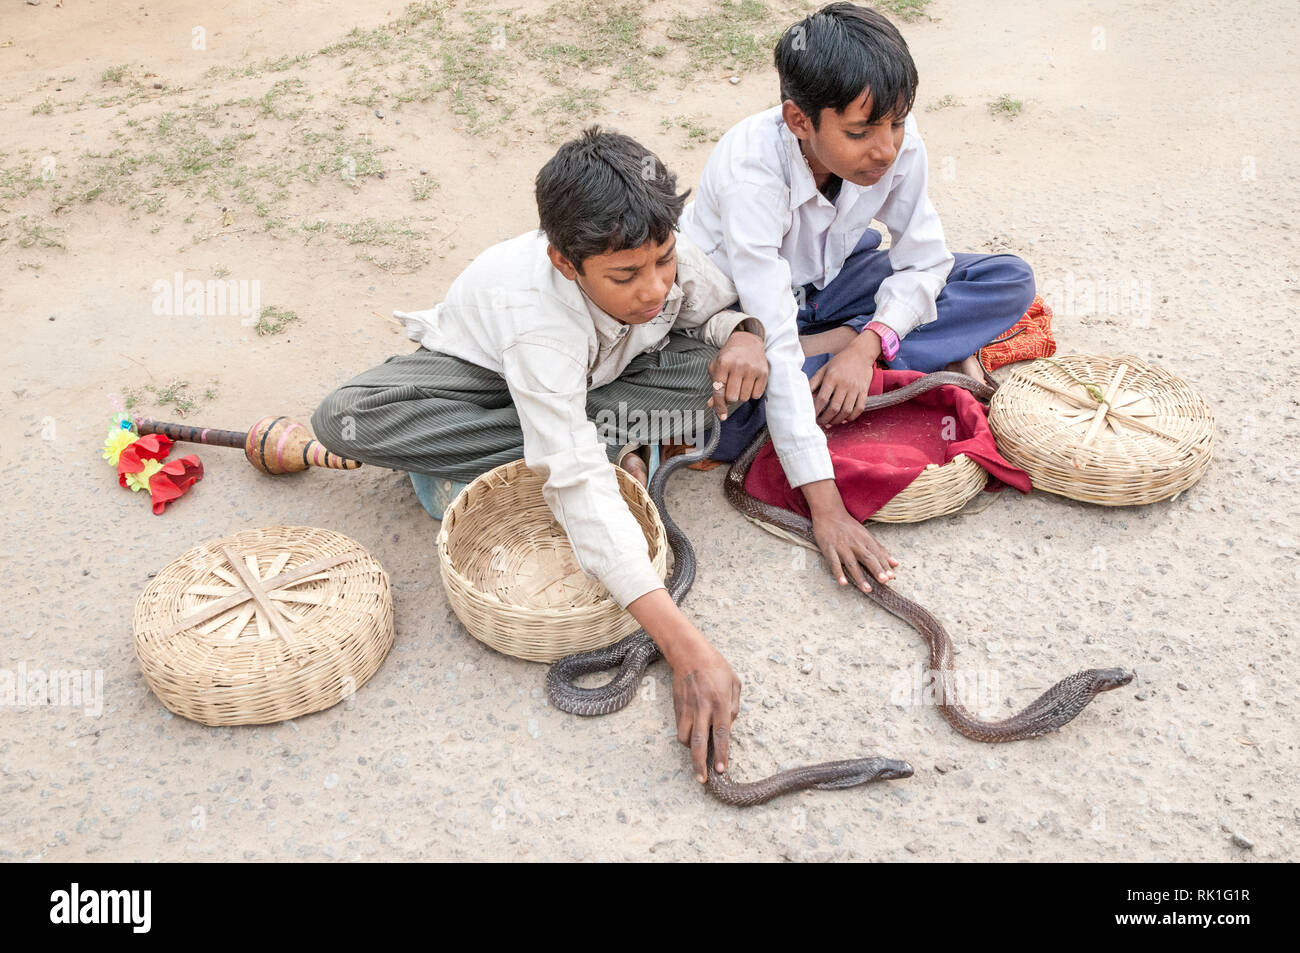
[395, 229, 763, 608]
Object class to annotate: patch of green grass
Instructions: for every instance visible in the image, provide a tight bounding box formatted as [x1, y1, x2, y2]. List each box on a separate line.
[320, 0, 448, 57]
[329, 218, 429, 272]
[874, 0, 930, 21]
[665, 0, 782, 73]
[525, 0, 645, 74]
[31, 99, 54, 116]
[130, 378, 218, 416]
[411, 176, 437, 200]
[539, 87, 602, 130]
[262, 53, 312, 73]
[439, 42, 510, 134]
[0, 163, 47, 201]
[926, 94, 961, 111]
[989, 94, 1023, 117]
[143, 379, 198, 416]
[616, 61, 658, 91]
[146, 112, 252, 192]
[202, 63, 262, 82]
[100, 64, 129, 84]
[248, 78, 308, 119]
[661, 115, 722, 146]
[53, 149, 143, 205]
[253, 305, 299, 336]
[13, 216, 66, 249]
[296, 130, 388, 186]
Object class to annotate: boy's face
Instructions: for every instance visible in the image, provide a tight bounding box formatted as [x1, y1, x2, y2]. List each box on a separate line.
[548, 233, 678, 324]
[783, 89, 906, 189]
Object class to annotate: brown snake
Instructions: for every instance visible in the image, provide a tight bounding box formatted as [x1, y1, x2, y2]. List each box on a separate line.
[547, 371, 1133, 805]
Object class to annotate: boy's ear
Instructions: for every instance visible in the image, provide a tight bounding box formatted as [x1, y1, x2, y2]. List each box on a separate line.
[781, 99, 816, 141]
[546, 243, 580, 282]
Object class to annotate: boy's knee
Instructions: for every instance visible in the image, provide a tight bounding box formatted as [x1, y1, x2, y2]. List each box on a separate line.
[995, 253, 1036, 312]
[1002, 253, 1035, 287]
[310, 388, 356, 453]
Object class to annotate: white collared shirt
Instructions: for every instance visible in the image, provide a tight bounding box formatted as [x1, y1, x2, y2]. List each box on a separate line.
[680, 105, 954, 479]
[394, 230, 761, 609]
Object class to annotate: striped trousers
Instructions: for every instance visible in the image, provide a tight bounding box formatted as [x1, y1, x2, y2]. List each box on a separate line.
[311, 331, 720, 484]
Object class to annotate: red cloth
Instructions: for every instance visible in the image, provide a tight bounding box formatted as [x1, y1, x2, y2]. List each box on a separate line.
[744, 369, 1032, 521]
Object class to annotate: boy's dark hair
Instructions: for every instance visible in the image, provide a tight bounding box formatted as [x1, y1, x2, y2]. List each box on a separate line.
[774, 2, 918, 129]
[535, 125, 688, 273]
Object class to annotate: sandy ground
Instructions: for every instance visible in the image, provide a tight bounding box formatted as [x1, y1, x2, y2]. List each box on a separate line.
[1, 0, 1297, 862]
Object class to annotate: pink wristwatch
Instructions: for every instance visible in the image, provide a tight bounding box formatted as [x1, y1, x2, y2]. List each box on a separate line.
[865, 321, 900, 361]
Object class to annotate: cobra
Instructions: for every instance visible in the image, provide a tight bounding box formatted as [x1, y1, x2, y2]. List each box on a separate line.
[546, 371, 1132, 805]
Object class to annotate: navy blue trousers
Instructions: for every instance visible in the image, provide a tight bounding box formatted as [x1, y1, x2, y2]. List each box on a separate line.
[711, 228, 1035, 462]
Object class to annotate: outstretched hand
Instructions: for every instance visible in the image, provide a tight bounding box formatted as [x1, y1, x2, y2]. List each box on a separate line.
[808, 501, 899, 594]
[671, 640, 742, 783]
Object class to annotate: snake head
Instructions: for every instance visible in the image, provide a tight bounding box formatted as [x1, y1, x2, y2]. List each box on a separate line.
[1090, 668, 1135, 693]
[874, 758, 914, 782]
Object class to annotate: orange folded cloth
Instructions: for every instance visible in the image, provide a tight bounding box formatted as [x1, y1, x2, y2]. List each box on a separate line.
[979, 294, 1056, 372]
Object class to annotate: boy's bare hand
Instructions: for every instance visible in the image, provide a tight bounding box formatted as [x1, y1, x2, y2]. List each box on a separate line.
[707, 329, 767, 419]
[669, 640, 742, 783]
[809, 331, 881, 427]
[802, 486, 900, 593]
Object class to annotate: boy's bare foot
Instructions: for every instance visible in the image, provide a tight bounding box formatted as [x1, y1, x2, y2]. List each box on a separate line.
[945, 354, 984, 379]
[617, 447, 648, 488]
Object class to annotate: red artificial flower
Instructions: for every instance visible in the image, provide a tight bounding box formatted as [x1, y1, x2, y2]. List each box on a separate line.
[145, 454, 204, 514]
[116, 433, 174, 488]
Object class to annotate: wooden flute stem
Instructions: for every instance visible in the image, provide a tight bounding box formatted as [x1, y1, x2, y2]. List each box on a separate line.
[135, 417, 247, 449]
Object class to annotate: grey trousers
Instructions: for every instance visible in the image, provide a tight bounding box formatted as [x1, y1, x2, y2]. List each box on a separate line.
[311, 331, 721, 484]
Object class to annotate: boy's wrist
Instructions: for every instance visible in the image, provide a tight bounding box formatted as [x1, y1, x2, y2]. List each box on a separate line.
[627, 588, 709, 666]
[847, 325, 884, 360]
[730, 316, 766, 341]
[861, 321, 898, 360]
[799, 478, 848, 519]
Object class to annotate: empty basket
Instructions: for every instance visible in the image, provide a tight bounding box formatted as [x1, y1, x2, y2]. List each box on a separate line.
[437, 459, 667, 663]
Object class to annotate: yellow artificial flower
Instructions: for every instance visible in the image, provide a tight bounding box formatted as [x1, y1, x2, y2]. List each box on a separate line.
[102, 427, 138, 466]
[124, 458, 164, 492]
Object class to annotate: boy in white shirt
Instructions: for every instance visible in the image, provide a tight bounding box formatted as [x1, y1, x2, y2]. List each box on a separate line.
[313, 128, 774, 784]
[681, 2, 1035, 533]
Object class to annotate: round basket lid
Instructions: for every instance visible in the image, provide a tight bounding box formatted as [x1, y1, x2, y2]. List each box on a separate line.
[134, 526, 394, 726]
[989, 354, 1215, 505]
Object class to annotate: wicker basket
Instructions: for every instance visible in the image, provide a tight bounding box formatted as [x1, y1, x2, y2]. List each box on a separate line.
[870, 453, 988, 522]
[134, 526, 394, 726]
[989, 353, 1215, 505]
[437, 459, 667, 663]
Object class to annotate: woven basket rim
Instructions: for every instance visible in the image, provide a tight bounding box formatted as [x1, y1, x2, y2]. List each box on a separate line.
[436, 456, 666, 617]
